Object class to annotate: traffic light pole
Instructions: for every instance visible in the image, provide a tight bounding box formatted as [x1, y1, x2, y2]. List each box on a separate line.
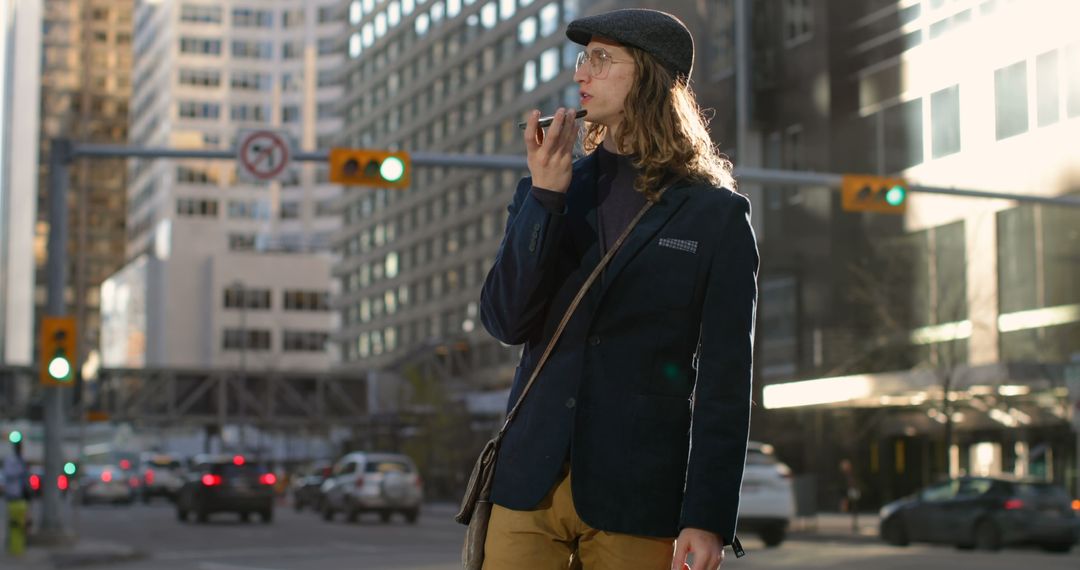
[41, 139, 72, 539]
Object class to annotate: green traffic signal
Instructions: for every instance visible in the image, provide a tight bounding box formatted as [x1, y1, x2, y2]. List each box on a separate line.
[64, 462, 77, 476]
[48, 348, 73, 382]
[379, 156, 406, 182]
[8, 431, 21, 444]
[885, 185, 907, 207]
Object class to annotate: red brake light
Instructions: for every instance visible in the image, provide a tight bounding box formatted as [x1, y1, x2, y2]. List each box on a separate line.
[1004, 499, 1025, 510]
[57, 475, 69, 491]
[102, 470, 113, 483]
[145, 469, 155, 485]
[119, 460, 131, 470]
[202, 474, 222, 486]
[233, 455, 245, 466]
[260, 473, 277, 486]
[29, 474, 41, 491]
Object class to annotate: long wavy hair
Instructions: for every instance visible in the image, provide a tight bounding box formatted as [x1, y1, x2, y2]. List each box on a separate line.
[582, 47, 736, 201]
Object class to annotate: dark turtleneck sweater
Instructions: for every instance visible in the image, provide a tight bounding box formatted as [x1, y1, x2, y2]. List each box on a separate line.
[529, 144, 648, 254]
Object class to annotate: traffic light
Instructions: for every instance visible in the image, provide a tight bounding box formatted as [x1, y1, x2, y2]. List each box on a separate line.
[64, 462, 77, 476]
[8, 430, 21, 444]
[40, 316, 77, 387]
[841, 175, 908, 214]
[328, 148, 411, 189]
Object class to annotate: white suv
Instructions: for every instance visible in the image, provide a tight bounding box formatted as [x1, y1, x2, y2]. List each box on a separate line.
[738, 441, 796, 547]
[321, 452, 423, 524]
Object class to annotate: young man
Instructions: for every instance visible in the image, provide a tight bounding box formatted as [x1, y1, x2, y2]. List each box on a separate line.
[4, 438, 30, 557]
[479, 8, 758, 570]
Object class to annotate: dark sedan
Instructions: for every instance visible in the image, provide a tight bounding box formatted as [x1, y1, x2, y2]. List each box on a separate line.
[880, 476, 1079, 552]
[176, 455, 276, 524]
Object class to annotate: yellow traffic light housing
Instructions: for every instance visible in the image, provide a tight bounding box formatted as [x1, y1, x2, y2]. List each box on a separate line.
[328, 148, 411, 189]
[841, 175, 908, 214]
[40, 316, 77, 387]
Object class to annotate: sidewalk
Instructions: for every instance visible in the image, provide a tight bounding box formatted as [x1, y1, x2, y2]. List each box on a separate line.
[788, 512, 880, 544]
[7, 536, 146, 569]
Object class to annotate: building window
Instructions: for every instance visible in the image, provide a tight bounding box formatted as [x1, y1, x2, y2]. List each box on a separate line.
[280, 201, 300, 219]
[1036, 50, 1060, 127]
[283, 331, 328, 352]
[318, 6, 338, 23]
[232, 8, 273, 28]
[282, 105, 301, 123]
[481, 1, 497, 29]
[227, 200, 270, 220]
[231, 40, 273, 59]
[179, 37, 221, 55]
[223, 286, 272, 309]
[284, 290, 330, 311]
[178, 101, 220, 119]
[222, 329, 272, 350]
[283, 9, 304, 27]
[539, 3, 558, 36]
[176, 198, 219, 217]
[230, 104, 270, 123]
[180, 5, 222, 24]
[883, 98, 923, 172]
[228, 233, 257, 251]
[178, 68, 221, 87]
[540, 48, 560, 81]
[930, 85, 961, 159]
[994, 60, 1028, 140]
[782, 0, 813, 46]
[523, 60, 537, 92]
[518, 17, 537, 46]
[231, 72, 272, 91]
[708, 0, 735, 79]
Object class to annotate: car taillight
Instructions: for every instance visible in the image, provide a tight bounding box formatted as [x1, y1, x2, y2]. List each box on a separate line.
[120, 460, 131, 470]
[202, 474, 222, 487]
[145, 469, 155, 485]
[102, 470, 113, 483]
[260, 473, 277, 486]
[57, 475, 69, 491]
[29, 474, 41, 491]
[1004, 498, 1025, 510]
[354, 477, 365, 488]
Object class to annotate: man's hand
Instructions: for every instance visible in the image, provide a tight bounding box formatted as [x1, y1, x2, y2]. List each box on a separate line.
[523, 107, 579, 194]
[671, 528, 725, 570]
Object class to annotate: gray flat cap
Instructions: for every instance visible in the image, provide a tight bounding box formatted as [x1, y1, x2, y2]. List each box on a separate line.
[566, 9, 694, 79]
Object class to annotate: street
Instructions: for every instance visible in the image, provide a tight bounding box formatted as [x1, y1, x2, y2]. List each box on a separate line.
[14, 500, 1078, 570]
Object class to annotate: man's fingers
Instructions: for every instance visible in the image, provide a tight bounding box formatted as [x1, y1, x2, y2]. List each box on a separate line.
[523, 110, 541, 150]
[560, 109, 578, 154]
[544, 108, 566, 152]
[670, 539, 690, 570]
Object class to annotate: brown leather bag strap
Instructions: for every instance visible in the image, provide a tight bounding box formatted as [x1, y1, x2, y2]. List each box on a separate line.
[496, 186, 670, 439]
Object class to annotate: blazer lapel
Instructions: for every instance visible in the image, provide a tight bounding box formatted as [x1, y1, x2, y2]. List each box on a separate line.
[566, 153, 602, 275]
[598, 183, 691, 293]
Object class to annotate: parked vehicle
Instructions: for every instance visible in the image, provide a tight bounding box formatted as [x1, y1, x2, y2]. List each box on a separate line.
[321, 452, 423, 524]
[291, 462, 332, 512]
[176, 455, 276, 524]
[736, 442, 796, 547]
[880, 476, 1080, 552]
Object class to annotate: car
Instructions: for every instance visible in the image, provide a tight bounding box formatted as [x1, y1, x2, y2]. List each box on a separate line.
[291, 462, 332, 512]
[320, 452, 423, 524]
[736, 441, 796, 547]
[77, 464, 136, 505]
[137, 453, 185, 502]
[880, 476, 1080, 552]
[175, 455, 276, 524]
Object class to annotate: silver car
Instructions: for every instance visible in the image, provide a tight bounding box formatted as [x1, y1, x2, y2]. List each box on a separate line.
[321, 452, 423, 524]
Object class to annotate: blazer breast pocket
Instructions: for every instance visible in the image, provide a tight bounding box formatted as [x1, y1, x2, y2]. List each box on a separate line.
[641, 237, 701, 309]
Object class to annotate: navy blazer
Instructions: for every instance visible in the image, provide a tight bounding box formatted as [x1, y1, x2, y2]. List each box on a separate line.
[480, 151, 758, 546]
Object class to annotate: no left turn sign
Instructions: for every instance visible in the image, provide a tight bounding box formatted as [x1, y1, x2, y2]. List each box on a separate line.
[236, 129, 294, 183]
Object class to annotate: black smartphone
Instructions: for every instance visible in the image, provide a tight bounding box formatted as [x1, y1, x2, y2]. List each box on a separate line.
[518, 109, 587, 129]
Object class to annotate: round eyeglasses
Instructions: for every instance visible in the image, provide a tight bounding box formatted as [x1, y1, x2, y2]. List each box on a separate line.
[575, 48, 632, 78]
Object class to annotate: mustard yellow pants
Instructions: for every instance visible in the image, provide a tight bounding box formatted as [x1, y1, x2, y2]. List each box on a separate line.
[482, 469, 675, 570]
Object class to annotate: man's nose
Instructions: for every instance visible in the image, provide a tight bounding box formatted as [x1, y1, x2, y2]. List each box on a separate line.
[573, 64, 590, 85]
